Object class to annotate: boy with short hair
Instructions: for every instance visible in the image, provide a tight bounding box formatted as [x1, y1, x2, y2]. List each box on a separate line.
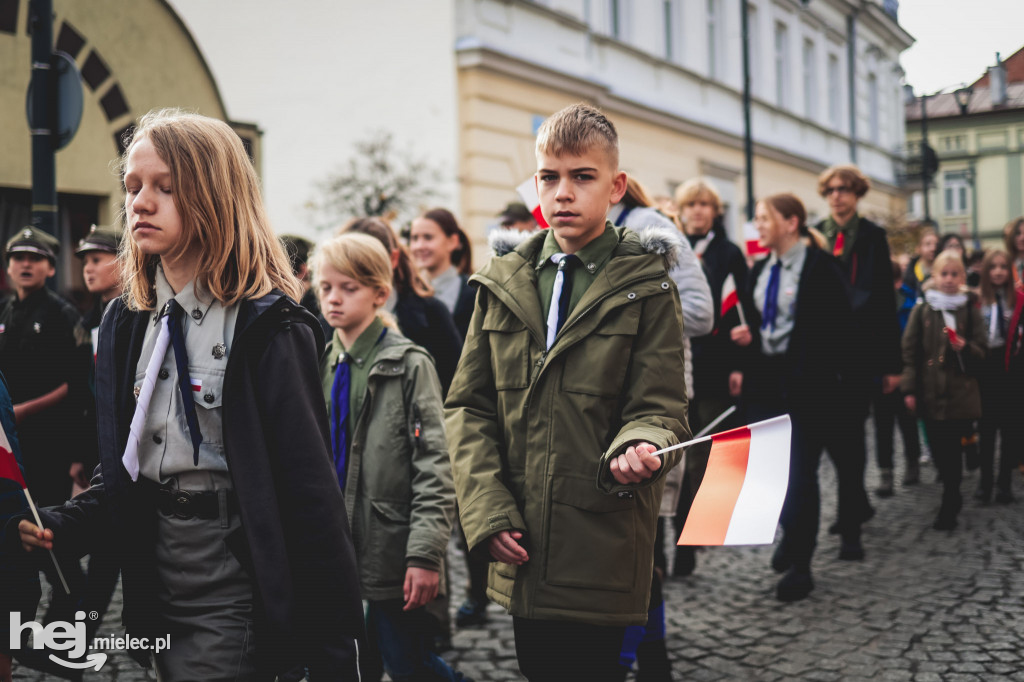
[445, 103, 690, 681]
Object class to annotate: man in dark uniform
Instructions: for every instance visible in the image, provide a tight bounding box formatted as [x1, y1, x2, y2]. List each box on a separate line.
[815, 165, 901, 561]
[0, 227, 83, 508]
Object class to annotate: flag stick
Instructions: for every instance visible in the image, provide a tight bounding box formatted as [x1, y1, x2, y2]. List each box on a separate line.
[652, 413, 790, 459]
[694, 405, 737, 439]
[736, 303, 747, 328]
[22, 487, 70, 595]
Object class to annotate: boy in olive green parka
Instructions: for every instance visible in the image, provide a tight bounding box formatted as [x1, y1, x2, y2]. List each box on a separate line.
[445, 104, 690, 681]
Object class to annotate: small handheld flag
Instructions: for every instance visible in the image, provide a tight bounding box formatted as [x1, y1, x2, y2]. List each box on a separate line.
[720, 273, 747, 328]
[515, 176, 549, 229]
[744, 220, 769, 258]
[0, 423, 71, 594]
[653, 415, 791, 547]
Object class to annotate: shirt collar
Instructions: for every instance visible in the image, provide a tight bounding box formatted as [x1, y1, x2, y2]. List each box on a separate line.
[771, 240, 807, 270]
[536, 222, 618, 276]
[431, 265, 459, 289]
[154, 265, 215, 326]
[336, 316, 385, 370]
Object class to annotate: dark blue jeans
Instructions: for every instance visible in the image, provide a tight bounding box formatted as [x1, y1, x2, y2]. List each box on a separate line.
[366, 599, 463, 682]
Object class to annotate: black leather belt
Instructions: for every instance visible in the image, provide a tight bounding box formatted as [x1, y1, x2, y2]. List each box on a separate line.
[156, 487, 237, 521]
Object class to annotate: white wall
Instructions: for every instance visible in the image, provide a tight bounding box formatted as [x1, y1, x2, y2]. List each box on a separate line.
[457, 0, 912, 186]
[169, 0, 460, 239]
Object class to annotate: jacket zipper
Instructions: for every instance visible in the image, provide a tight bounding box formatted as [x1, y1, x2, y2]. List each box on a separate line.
[527, 271, 667, 391]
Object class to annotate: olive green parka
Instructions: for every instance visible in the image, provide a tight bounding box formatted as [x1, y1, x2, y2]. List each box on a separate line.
[444, 225, 690, 626]
[321, 328, 455, 602]
[901, 297, 985, 420]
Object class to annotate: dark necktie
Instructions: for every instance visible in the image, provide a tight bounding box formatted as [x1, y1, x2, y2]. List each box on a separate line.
[761, 261, 782, 332]
[330, 354, 351, 490]
[555, 254, 580, 336]
[997, 295, 1006, 338]
[164, 299, 203, 466]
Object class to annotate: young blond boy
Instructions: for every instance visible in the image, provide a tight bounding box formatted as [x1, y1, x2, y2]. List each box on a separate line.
[445, 103, 690, 681]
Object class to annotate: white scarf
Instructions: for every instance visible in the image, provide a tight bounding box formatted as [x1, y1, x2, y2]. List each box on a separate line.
[925, 289, 967, 330]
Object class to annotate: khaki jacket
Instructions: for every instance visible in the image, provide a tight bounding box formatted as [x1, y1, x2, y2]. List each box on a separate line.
[901, 299, 985, 420]
[445, 225, 690, 626]
[321, 330, 455, 601]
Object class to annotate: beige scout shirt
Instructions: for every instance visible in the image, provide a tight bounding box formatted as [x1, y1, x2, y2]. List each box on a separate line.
[754, 240, 807, 356]
[134, 266, 237, 484]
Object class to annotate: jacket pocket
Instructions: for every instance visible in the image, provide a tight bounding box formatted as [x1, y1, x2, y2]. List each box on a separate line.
[189, 368, 225, 445]
[561, 304, 641, 396]
[365, 498, 411, 583]
[545, 476, 636, 592]
[482, 304, 530, 390]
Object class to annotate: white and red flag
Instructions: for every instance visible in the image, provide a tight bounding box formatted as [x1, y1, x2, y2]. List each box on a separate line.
[515, 176, 549, 228]
[719, 273, 747, 327]
[744, 220, 769, 258]
[721, 273, 738, 319]
[658, 414, 791, 546]
[0, 417, 71, 593]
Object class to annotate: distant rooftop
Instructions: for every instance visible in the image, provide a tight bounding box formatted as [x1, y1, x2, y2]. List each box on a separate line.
[906, 43, 1024, 121]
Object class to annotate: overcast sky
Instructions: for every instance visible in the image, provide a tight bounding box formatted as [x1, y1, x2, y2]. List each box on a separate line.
[899, 0, 1024, 95]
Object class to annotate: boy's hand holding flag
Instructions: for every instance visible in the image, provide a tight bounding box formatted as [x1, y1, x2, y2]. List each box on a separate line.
[651, 415, 792, 546]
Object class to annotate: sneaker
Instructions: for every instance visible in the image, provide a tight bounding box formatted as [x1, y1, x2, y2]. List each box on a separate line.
[455, 598, 488, 628]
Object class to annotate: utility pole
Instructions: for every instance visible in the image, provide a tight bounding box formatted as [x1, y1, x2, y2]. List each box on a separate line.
[919, 93, 931, 223]
[28, 0, 56, 237]
[741, 0, 754, 220]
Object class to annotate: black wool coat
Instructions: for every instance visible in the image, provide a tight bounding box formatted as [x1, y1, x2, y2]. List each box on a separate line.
[28, 291, 365, 677]
[744, 246, 855, 417]
[816, 217, 902, 380]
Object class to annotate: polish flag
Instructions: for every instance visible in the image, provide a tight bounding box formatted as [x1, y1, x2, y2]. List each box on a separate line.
[0, 422, 25, 489]
[516, 176, 549, 228]
[744, 220, 769, 257]
[676, 415, 791, 546]
[720, 273, 738, 319]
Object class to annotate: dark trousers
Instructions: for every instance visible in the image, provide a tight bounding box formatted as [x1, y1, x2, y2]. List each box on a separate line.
[979, 347, 1022, 495]
[365, 600, 463, 682]
[871, 385, 921, 470]
[925, 419, 973, 519]
[833, 389, 873, 533]
[775, 415, 827, 569]
[513, 617, 627, 682]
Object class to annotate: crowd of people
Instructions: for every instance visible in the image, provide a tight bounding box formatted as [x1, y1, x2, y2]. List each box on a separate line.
[0, 103, 1022, 682]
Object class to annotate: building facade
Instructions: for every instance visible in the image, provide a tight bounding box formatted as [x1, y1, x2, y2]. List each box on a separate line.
[456, 0, 913, 252]
[170, 0, 913, 263]
[0, 0, 258, 295]
[904, 47, 1024, 247]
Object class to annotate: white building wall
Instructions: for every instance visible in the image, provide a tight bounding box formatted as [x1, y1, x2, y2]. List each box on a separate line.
[169, 0, 460, 238]
[456, 0, 911, 188]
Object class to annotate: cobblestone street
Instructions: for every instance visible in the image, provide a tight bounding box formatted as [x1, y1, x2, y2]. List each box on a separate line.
[13, 434, 1024, 681]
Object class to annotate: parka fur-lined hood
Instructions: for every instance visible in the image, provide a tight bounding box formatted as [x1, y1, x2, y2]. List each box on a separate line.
[488, 223, 684, 269]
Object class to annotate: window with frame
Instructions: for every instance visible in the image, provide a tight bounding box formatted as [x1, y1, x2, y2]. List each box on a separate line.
[827, 54, 841, 128]
[707, 0, 720, 78]
[943, 171, 970, 216]
[774, 22, 789, 106]
[803, 39, 817, 120]
[867, 73, 880, 144]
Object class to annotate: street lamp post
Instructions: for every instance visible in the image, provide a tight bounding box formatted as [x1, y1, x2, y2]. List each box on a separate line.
[740, 0, 754, 221]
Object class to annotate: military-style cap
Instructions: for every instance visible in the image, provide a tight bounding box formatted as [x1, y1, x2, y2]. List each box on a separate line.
[75, 224, 123, 256]
[5, 226, 59, 263]
[497, 202, 534, 226]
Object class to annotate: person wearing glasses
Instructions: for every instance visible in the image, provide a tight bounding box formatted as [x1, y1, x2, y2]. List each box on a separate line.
[813, 165, 901, 563]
